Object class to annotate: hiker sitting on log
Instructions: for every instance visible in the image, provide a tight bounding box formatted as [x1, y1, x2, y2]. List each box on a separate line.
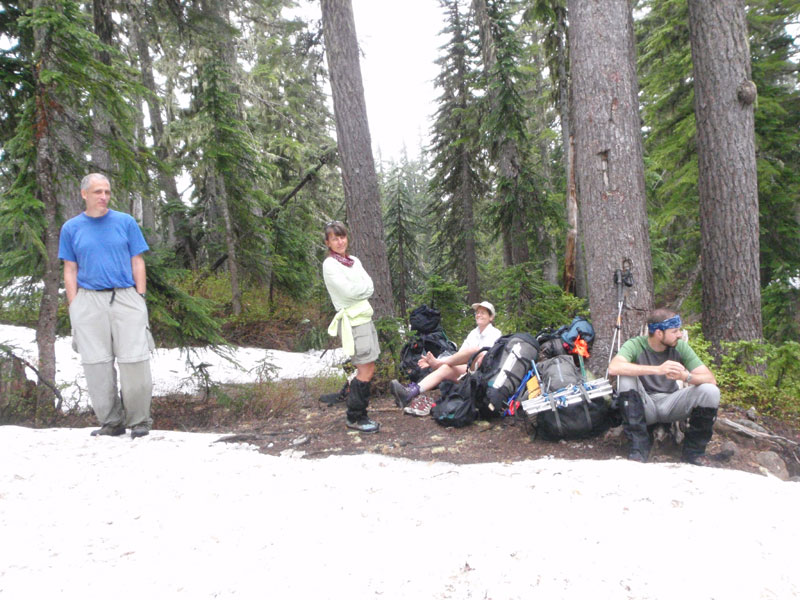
[390, 301, 502, 409]
[607, 308, 720, 465]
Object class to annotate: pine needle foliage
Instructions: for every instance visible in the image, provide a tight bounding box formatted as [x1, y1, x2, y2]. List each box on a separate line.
[427, 0, 487, 294]
[383, 160, 424, 316]
[0, 0, 145, 281]
[486, 261, 586, 335]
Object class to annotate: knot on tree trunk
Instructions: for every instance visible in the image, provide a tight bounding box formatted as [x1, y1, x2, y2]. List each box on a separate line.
[737, 80, 757, 105]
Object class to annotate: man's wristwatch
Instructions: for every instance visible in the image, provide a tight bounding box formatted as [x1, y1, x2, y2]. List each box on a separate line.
[139, 292, 146, 299]
[685, 373, 693, 384]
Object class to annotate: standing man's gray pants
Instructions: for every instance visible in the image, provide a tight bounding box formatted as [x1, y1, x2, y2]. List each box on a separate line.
[69, 287, 154, 428]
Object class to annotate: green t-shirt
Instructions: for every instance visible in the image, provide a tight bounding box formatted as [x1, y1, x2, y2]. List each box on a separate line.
[617, 335, 704, 394]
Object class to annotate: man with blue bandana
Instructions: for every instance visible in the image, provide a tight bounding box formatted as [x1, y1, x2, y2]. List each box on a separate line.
[608, 308, 720, 464]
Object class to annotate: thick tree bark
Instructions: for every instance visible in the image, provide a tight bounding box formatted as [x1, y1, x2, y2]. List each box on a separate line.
[564, 136, 578, 292]
[568, 0, 654, 372]
[320, 0, 394, 318]
[688, 0, 762, 346]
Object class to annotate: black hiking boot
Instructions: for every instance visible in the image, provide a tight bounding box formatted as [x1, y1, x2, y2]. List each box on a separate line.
[390, 380, 420, 408]
[90, 424, 126, 437]
[618, 390, 651, 462]
[130, 424, 150, 439]
[345, 379, 379, 433]
[682, 406, 717, 465]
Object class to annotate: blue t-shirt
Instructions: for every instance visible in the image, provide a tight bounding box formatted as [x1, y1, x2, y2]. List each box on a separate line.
[58, 210, 149, 290]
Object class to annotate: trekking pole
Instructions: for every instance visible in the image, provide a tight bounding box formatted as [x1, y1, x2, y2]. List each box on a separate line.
[606, 259, 633, 381]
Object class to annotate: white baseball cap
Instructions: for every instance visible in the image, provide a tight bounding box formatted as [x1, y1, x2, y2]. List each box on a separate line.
[471, 301, 496, 317]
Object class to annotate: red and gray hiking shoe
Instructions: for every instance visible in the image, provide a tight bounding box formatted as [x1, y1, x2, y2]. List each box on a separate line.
[404, 395, 434, 417]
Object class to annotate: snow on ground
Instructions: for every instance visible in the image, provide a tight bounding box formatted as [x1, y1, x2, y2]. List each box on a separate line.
[1, 425, 799, 599]
[0, 324, 347, 407]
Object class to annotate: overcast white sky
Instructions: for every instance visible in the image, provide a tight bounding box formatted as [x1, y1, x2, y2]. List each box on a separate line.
[292, 0, 446, 163]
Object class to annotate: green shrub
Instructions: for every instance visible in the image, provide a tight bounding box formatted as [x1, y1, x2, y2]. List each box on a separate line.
[685, 324, 800, 422]
[485, 262, 587, 335]
[373, 315, 406, 381]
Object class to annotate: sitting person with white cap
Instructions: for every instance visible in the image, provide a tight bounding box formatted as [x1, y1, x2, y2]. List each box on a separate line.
[390, 301, 502, 409]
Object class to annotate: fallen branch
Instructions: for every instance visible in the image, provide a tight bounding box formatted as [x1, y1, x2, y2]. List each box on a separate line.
[214, 431, 291, 444]
[0, 344, 65, 411]
[716, 417, 800, 464]
[716, 417, 798, 447]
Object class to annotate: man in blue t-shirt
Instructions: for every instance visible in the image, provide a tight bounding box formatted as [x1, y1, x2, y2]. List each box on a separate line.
[608, 308, 720, 465]
[58, 173, 154, 439]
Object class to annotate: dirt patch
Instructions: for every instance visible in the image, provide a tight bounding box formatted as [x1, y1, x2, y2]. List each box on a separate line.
[147, 384, 800, 480]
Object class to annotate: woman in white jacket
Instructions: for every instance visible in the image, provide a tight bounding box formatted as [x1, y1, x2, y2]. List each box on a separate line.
[322, 221, 381, 433]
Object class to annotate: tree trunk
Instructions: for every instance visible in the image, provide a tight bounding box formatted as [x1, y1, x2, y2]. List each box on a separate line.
[568, 0, 654, 373]
[564, 135, 578, 293]
[460, 153, 480, 305]
[128, 2, 190, 258]
[90, 0, 113, 174]
[131, 106, 158, 237]
[320, 0, 394, 318]
[32, 0, 80, 406]
[688, 0, 763, 346]
[208, 173, 242, 315]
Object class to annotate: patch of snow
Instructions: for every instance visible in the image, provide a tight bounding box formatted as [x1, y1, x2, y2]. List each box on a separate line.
[0, 324, 346, 407]
[1, 425, 799, 599]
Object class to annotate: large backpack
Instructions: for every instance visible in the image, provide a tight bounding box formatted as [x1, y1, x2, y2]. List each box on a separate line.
[476, 333, 540, 417]
[533, 355, 610, 440]
[537, 355, 582, 393]
[399, 329, 457, 383]
[559, 316, 595, 353]
[536, 316, 596, 361]
[409, 304, 442, 334]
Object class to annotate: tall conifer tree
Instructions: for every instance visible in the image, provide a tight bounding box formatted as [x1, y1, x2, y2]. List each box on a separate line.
[568, 0, 654, 371]
[689, 0, 763, 345]
[428, 0, 485, 303]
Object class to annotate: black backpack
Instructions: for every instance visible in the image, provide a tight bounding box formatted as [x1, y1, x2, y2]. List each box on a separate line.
[409, 304, 442, 334]
[399, 329, 457, 383]
[476, 333, 540, 417]
[430, 374, 480, 428]
[533, 355, 610, 440]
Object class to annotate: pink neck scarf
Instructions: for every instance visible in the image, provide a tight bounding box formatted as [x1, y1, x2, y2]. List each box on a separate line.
[329, 250, 354, 268]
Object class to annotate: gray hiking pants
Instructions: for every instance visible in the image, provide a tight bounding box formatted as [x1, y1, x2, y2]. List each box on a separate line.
[69, 287, 154, 428]
[617, 375, 720, 425]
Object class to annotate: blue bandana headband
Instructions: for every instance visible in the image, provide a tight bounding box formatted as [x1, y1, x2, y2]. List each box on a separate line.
[648, 315, 682, 334]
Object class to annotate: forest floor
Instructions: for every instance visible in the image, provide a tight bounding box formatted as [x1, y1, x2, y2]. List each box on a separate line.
[47, 380, 800, 480]
[8, 320, 799, 480]
[161, 386, 800, 477]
